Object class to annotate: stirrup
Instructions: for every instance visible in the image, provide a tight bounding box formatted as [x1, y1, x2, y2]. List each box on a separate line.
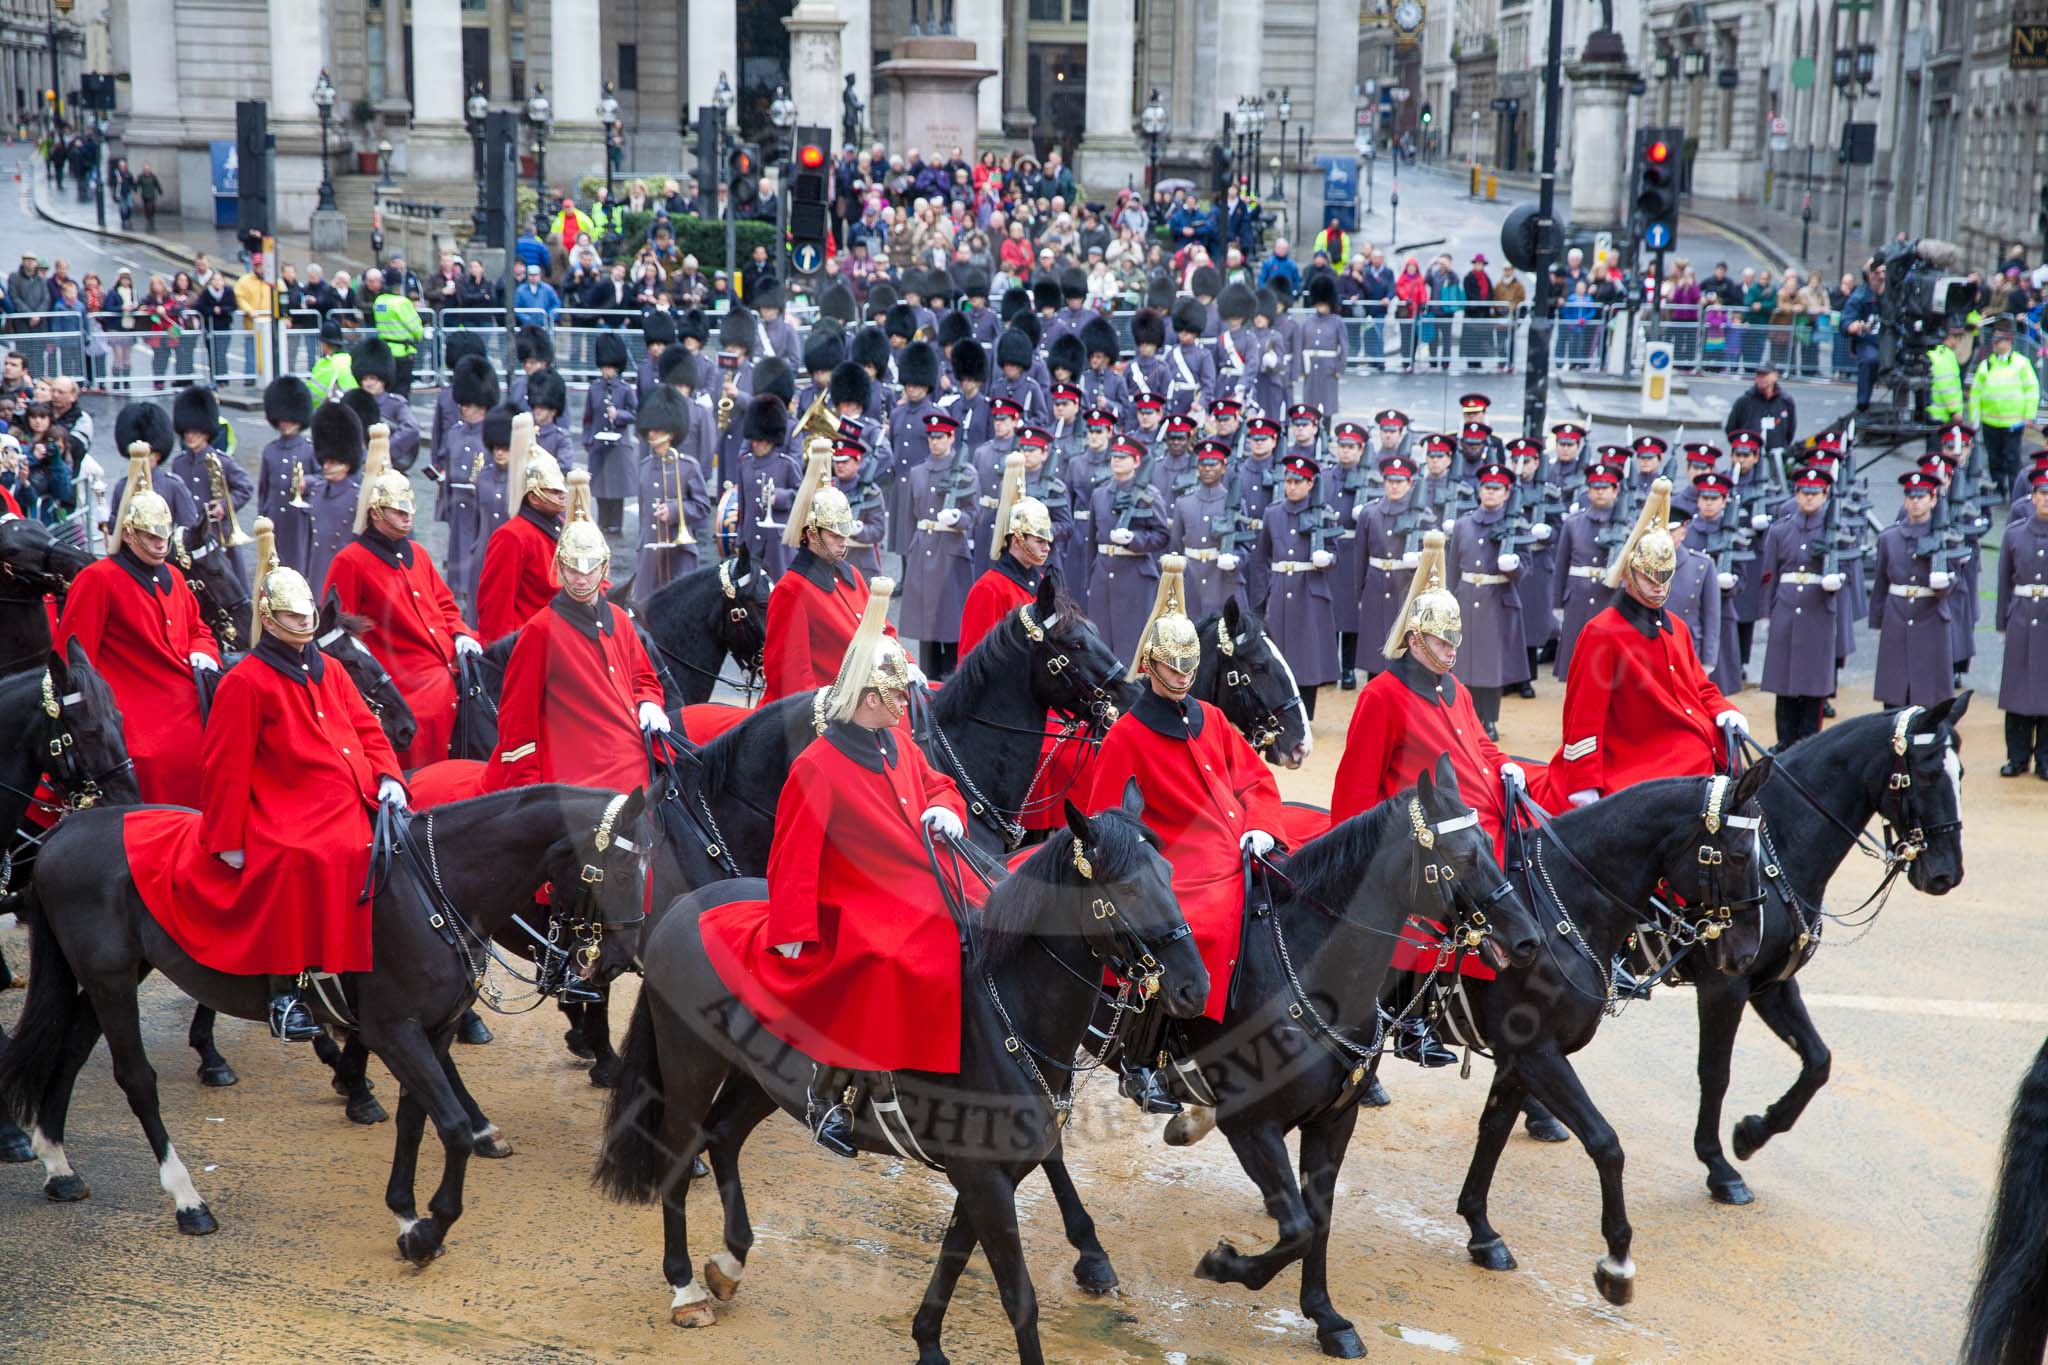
[808, 1098, 858, 1159]
[268, 992, 321, 1043]
[1611, 964, 1655, 1002]
[1392, 1021, 1457, 1069]
[1118, 1066, 1183, 1115]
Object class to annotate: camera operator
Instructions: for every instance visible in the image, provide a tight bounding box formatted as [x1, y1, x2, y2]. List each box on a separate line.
[1841, 259, 1885, 411]
[1972, 316, 2041, 491]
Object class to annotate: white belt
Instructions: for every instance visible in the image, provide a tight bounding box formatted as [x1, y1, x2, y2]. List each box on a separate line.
[1270, 560, 1321, 574]
[2014, 584, 2048, 600]
[1369, 556, 1407, 570]
[1097, 543, 1143, 557]
[916, 519, 965, 534]
[1182, 547, 1220, 562]
[1888, 584, 1936, 599]
[1567, 564, 1604, 579]
[1779, 571, 1825, 585]
[1464, 572, 1509, 586]
[1074, 509, 1092, 521]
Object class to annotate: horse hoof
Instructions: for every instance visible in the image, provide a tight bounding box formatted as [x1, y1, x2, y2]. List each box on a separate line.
[692, 1155, 710, 1180]
[562, 1027, 596, 1061]
[1072, 1254, 1119, 1294]
[197, 1062, 239, 1088]
[44, 1173, 89, 1202]
[1467, 1237, 1516, 1271]
[0, 1125, 33, 1163]
[455, 1012, 493, 1045]
[1709, 1177, 1755, 1206]
[397, 1220, 445, 1265]
[472, 1129, 515, 1159]
[703, 1256, 742, 1302]
[1163, 1105, 1216, 1147]
[1524, 1115, 1571, 1143]
[176, 1204, 219, 1236]
[671, 1303, 718, 1329]
[1594, 1255, 1636, 1306]
[588, 1055, 621, 1089]
[1359, 1077, 1392, 1108]
[1318, 1326, 1366, 1359]
[345, 1093, 389, 1126]
[1731, 1115, 1768, 1162]
[1193, 1239, 1241, 1284]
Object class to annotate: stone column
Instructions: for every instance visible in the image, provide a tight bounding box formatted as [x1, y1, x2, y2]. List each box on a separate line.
[550, 0, 605, 190]
[952, 0, 1007, 149]
[119, 0, 183, 212]
[405, 0, 471, 180]
[785, 0, 846, 141]
[488, 0, 513, 100]
[268, 0, 336, 244]
[1214, 0, 1263, 132]
[1003, 0, 1034, 148]
[1300, 0, 1357, 236]
[687, 3, 737, 114]
[379, 7, 410, 125]
[840, 0, 873, 145]
[1564, 41, 1637, 233]
[1078, 0, 1141, 191]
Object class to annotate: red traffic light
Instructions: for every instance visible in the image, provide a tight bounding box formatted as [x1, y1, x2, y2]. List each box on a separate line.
[797, 143, 827, 170]
[1646, 139, 1671, 164]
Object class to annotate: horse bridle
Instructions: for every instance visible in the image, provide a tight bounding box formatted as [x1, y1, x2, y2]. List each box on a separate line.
[718, 556, 769, 688]
[1211, 624, 1301, 755]
[1649, 774, 1767, 948]
[181, 535, 250, 651]
[316, 624, 397, 722]
[0, 530, 73, 597]
[1016, 601, 1122, 729]
[1064, 833, 1194, 998]
[39, 669, 133, 811]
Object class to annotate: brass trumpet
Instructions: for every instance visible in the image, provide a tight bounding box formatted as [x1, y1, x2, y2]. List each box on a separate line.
[286, 458, 310, 510]
[206, 450, 254, 546]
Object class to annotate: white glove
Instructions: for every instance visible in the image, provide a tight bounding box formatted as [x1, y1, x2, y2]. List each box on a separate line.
[1239, 829, 1276, 857]
[1216, 552, 1241, 572]
[1718, 571, 1737, 591]
[1497, 552, 1520, 573]
[773, 941, 804, 959]
[1821, 572, 1843, 593]
[1751, 511, 1773, 530]
[1400, 551, 1420, 569]
[1351, 501, 1365, 521]
[1716, 711, 1749, 736]
[1311, 549, 1335, 569]
[218, 849, 244, 869]
[378, 777, 408, 809]
[1500, 762, 1526, 793]
[907, 661, 930, 689]
[189, 651, 218, 672]
[1930, 570, 1952, 591]
[639, 701, 672, 732]
[922, 805, 965, 841]
[1110, 527, 1135, 545]
[1531, 522, 1552, 541]
[936, 506, 962, 528]
[1568, 789, 1600, 808]
[1441, 517, 1456, 532]
[454, 634, 482, 657]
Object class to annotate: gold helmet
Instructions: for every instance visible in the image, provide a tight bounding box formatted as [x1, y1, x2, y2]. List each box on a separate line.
[1603, 475, 1676, 590]
[521, 448, 568, 505]
[784, 439, 860, 546]
[114, 443, 174, 541]
[555, 468, 609, 577]
[990, 452, 1053, 560]
[250, 516, 317, 640]
[1383, 529, 1461, 660]
[1130, 554, 1200, 679]
[352, 424, 411, 533]
[819, 575, 914, 728]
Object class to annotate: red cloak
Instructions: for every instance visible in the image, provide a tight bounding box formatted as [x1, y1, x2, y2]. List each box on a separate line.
[958, 565, 1035, 659]
[699, 726, 970, 1072]
[476, 511, 560, 643]
[55, 553, 218, 809]
[124, 642, 399, 974]
[761, 551, 892, 703]
[1080, 695, 1286, 1021]
[323, 535, 475, 769]
[484, 595, 663, 793]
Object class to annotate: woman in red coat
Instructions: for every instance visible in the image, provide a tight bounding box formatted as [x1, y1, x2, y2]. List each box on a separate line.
[56, 450, 219, 808]
[123, 558, 403, 1040]
[475, 436, 568, 643]
[762, 442, 896, 702]
[699, 577, 968, 1157]
[485, 487, 668, 792]
[1080, 558, 1285, 1119]
[957, 452, 1054, 658]
[322, 436, 479, 769]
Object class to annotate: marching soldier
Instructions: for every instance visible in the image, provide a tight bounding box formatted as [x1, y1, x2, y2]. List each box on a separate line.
[1504, 436, 1558, 689]
[1448, 461, 1528, 739]
[631, 386, 714, 610]
[59, 440, 220, 807]
[1284, 403, 1324, 465]
[301, 392, 377, 595]
[1327, 420, 1374, 688]
[1048, 382, 1087, 464]
[170, 386, 254, 593]
[1357, 453, 1424, 679]
[1257, 451, 1338, 719]
[830, 437, 889, 581]
[1686, 471, 1747, 696]
[731, 392, 803, 577]
[1124, 306, 1170, 421]
[436, 355, 498, 612]
[1166, 298, 1218, 413]
[1551, 460, 1623, 680]
[323, 428, 479, 770]
[1063, 406, 1117, 590]
[1237, 414, 1283, 520]
[526, 367, 576, 470]
[1014, 425, 1073, 568]
[637, 310, 679, 404]
[1299, 274, 1347, 419]
[884, 340, 942, 555]
[1373, 408, 1414, 463]
[1998, 467, 2048, 777]
[1725, 430, 1775, 678]
[504, 325, 553, 415]
[1150, 411, 1200, 504]
[467, 406, 524, 606]
[1211, 282, 1258, 404]
[1080, 316, 1128, 416]
[989, 326, 1047, 425]
[943, 337, 993, 452]
[900, 410, 980, 679]
[1171, 437, 1248, 621]
[958, 452, 1055, 657]
[257, 376, 316, 575]
[1247, 289, 1293, 422]
[1669, 442, 1721, 518]
[583, 331, 639, 536]
[764, 444, 897, 703]
[1627, 433, 1671, 499]
[1089, 435, 1171, 663]
[476, 428, 570, 643]
[1758, 463, 1845, 748]
[1207, 398, 1247, 456]
[353, 338, 422, 472]
[1548, 421, 1590, 498]
[1415, 432, 1465, 528]
[971, 395, 1022, 490]
[1868, 469, 1957, 707]
[1662, 514, 1724, 689]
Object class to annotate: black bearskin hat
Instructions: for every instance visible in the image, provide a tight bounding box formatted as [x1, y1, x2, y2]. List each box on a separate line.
[114, 401, 174, 459]
[172, 385, 219, 439]
[311, 401, 365, 473]
[1081, 315, 1121, 361]
[743, 394, 788, 445]
[897, 340, 940, 390]
[950, 339, 988, 385]
[263, 375, 313, 430]
[753, 356, 796, 405]
[1130, 307, 1167, 349]
[525, 367, 567, 417]
[829, 360, 872, 411]
[352, 336, 396, 386]
[850, 325, 892, 373]
[515, 325, 555, 365]
[451, 354, 501, 410]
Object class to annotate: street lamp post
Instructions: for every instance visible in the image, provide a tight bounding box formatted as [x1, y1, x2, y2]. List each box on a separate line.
[1830, 43, 1876, 282]
[1247, 95, 1265, 198]
[466, 85, 490, 241]
[1140, 89, 1166, 193]
[525, 85, 552, 226]
[714, 72, 736, 284]
[1272, 88, 1290, 203]
[597, 81, 621, 206]
[1231, 97, 1247, 189]
[377, 138, 394, 188]
[768, 83, 798, 284]
[312, 69, 338, 213]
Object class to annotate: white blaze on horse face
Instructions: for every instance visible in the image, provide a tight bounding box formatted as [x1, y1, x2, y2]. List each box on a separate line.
[1943, 740, 1962, 811]
[158, 1145, 205, 1211]
[1264, 636, 1311, 760]
[30, 1126, 72, 1179]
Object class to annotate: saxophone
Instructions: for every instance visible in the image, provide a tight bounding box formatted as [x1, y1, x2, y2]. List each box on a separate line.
[716, 391, 736, 432]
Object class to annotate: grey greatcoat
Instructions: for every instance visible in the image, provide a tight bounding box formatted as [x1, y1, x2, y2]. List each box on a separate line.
[1680, 523, 1744, 696]
[1998, 512, 2048, 715]
[899, 453, 983, 644]
[1062, 447, 1109, 590]
[1170, 480, 1249, 622]
[1512, 473, 1559, 649]
[834, 475, 890, 580]
[1246, 324, 1291, 420]
[304, 474, 361, 596]
[375, 391, 422, 481]
[1549, 504, 1617, 679]
[1664, 544, 1724, 682]
[533, 418, 576, 471]
[1163, 340, 1217, 412]
[1356, 494, 1420, 665]
[631, 450, 713, 611]
[730, 446, 802, 578]
[1297, 313, 1347, 419]
[438, 416, 488, 617]
[1256, 496, 1340, 687]
[1867, 520, 1957, 707]
[1326, 461, 1374, 634]
[1448, 507, 1528, 689]
[1758, 507, 1843, 699]
[884, 394, 938, 553]
[166, 444, 254, 595]
[581, 374, 639, 500]
[258, 432, 316, 578]
[466, 457, 516, 608]
[1020, 463, 1077, 593]
[1087, 476, 1169, 664]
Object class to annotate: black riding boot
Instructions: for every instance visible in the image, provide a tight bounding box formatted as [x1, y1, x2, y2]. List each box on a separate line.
[1385, 973, 1457, 1068]
[808, 1066, 860, 1158]
[1114, 1004, 1182, 1114]
[267, 976, 320, 1042]
[597, 496, 625, 537]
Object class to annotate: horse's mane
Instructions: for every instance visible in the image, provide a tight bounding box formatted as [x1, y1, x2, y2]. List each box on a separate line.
[973, 805, 1151, 972]
[1772, 707, 1892, 771]
[694, 693, 812, 796]
[1283, 794, 1405, 913]
[482, 631, 519, 668]
[330, 609, 374, 639]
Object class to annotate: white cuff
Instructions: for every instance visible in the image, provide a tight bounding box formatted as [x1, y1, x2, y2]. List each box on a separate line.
[218, 849, 244, 869]
[773, 941, 804, 959]
[1568, 789, 1600, 808]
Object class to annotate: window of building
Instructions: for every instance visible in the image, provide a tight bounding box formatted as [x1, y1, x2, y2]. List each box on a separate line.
[1030, 0, 1088, 21]
[618, 43, 638, 92]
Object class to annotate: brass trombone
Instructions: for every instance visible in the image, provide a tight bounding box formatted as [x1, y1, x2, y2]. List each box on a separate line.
[206, 449, 254, 546]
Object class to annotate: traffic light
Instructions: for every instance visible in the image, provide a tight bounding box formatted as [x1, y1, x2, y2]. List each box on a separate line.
[694, 106, 722, 204]
[1420, 103, 1433, 128]
[1634, 126, 1681, 252]
[727, 141, 760, 208]
[788, 124, 832, 273]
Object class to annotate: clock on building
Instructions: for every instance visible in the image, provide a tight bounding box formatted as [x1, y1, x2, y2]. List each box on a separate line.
[1393, 1, 1424, 36]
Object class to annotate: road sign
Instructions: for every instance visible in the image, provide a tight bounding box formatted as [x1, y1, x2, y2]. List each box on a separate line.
[1357, 106, 1373, 128]
[1644, 220, 1674, 250]
[1641, 341, 1673, 416]
[1594, 231, 1613, 266]
[1363, 79, 1379, 100]
[1771, 115, 1789, 137]
[791, 241, 823, 276]
[1390, 86, 1411, 103]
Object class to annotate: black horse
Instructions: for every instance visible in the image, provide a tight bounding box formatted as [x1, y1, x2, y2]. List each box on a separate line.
[477, 617, 688, 714]
[639, 547, 773, 706]
[0, 784, 650, 1259]
[1023, 758, 1546, 1359]
[1193, 601, 1313, 770]
[0, 515, 91, 678]
[1445, 768, 1774, 1307]
[594, 787, 1210, 1364]
[1680, 699, 1968, 1205]
[1963, 1031, 2048, 1365]
[174, 515, 254, 657]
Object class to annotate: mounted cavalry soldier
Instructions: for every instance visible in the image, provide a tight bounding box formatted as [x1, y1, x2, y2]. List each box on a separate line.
[59, 440, 221, 808]
[322, 428, 479, 770]
[475, 423, 569, 643]
[484, 480, 669, 794]
[697, 578, 968, 1158]
[958, 452, 1054, 658]
[1083, 556, 1287, 1135]
[763, 443, 897, 703]
[122, 549, 404, 1042]
[1540, 478, 1749, 809]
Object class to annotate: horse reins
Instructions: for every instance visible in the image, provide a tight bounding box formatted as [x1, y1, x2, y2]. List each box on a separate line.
[1207, 624, 1300, 755]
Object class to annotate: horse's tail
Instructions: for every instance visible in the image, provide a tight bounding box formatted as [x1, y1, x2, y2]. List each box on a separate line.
[0, 884, 80, 1129]
[1964, 1032, 2048, 1365]
[592, 988, 669, 1204]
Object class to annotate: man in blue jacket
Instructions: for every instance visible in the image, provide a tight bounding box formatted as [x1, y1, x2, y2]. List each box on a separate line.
[1839, 259, 1885, 412]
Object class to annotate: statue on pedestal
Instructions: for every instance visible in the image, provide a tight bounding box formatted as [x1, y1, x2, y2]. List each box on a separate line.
[843, 74, 864, 150]
[908, 0, 954, 36]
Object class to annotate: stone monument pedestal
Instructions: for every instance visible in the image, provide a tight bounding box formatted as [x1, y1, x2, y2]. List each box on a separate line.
[309, 208, 350, 253]
[874, 36, 996, 162]
[1566, 32, 1638, 236]
[785, 2, 846, 142]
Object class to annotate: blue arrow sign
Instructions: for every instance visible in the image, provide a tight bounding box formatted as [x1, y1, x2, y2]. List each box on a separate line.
[1644, 221, 1673, 250]
[1648, 347, 1671, 370]
[791, 242, 823, 275]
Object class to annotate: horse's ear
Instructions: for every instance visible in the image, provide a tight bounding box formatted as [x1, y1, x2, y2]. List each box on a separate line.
[63, 635, 90, 679]
[1035, 572, 1057, 618]
[1064, 798, 1090, 846]
[1434, 752, 1458, 793]
[735, 541, 751, 571]
[1221, 594, 1242, 640]
[47, 644, 70, 688]
[1947, 690, 1972, 727]
[318, 590, 339, 634]
[1731, 755, 1772, 809]
[1120, 776, 1145, 820]
[1415, 763, 1436, 804]
[617, 787, 648, 828]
